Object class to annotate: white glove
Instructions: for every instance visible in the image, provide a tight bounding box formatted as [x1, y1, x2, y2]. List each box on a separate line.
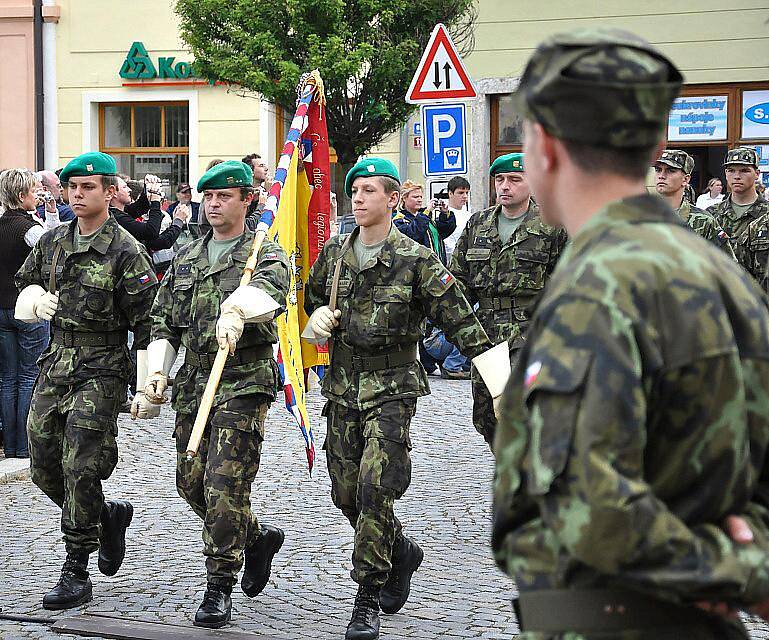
[15, 285, 59, 322]
[472, 342, 512, 420]
[302, 306, 341, 343]
[131, 392, 161, 419]
[216, 286, 281, 354]
[144, 339, 177, 404]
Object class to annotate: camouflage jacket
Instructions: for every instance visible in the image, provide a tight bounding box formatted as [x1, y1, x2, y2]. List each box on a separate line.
[449, 201, 566, 347]
[735, 211, 769, 293]
[676, 199, 736, 259]
[15, 215, 158, 384]
[709, 193, 769, 252]
[493, 194, 769, 607]
[304, 224, 492, 409]
[151, 229, 290, 415]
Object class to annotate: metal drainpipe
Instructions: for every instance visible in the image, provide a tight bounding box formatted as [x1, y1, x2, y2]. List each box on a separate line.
[42, 0, 59, 169]
[33, 0, 45, 169]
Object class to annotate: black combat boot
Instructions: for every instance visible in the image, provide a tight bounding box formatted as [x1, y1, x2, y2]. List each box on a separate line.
[98, 499, 134, 576]
[241, 524, 285, 598]
[379, 535, 424, 614]
[42, 552, 92, 610]
[346, 585, 381, 640]
[194, 583, 232, 629]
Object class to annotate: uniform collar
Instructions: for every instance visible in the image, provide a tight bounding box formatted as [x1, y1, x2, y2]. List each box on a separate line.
[186, 228, 254, 277]
[340, 224, 400, 271]
[722, 193, 766, 220]
[58, 214, 116, 255]
[476, 200, 539, 244]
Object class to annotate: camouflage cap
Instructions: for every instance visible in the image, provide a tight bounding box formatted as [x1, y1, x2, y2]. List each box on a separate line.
[59, 152, 117, 183]
[724, 147, 759, 168]
[655, 149, 694, 174]
[510, 28, 682, 149]
[197, 160, 253, 191]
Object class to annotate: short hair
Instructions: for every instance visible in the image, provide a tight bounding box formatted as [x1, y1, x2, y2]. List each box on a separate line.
[126, 179, 143, 200]
[447, 176, 470, 193]
[562, 139, 656, 180]
[0, 168, 37, 211]
[118, 173, 131, 182]
[239, 186, 254, 200]
[379, 176, 401, 195]
[101, 175, 118, 190]
[206, 158, 225, 171]
[241, 153, 260, 166]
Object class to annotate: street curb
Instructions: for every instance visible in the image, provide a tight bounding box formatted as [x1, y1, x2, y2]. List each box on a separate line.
[0, 458, 30, 484]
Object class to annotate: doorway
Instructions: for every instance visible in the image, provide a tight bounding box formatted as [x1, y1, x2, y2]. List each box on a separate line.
[684, 145, 727, 195]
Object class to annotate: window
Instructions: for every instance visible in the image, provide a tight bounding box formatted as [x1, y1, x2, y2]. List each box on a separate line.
[99, 101, 189, 194]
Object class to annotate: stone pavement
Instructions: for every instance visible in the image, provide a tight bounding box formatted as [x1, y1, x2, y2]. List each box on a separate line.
[0, 378, 519, 640]
[2, 378, 769, 640]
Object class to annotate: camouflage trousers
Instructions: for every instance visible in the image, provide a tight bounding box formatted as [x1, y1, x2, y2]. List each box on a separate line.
[324, 399, 415, 588]
[471, 365, 496, 448]
[174, 395, 268, 588]
[27, 375, 122, 555]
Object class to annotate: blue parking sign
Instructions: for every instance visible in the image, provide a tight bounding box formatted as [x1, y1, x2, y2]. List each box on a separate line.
[421, 103, 467, 177]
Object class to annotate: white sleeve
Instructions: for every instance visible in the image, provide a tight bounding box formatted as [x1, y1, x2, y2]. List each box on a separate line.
[24, 225, 46, 247]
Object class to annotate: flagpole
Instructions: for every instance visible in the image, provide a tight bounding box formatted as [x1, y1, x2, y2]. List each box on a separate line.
[184, 71, 323, 460]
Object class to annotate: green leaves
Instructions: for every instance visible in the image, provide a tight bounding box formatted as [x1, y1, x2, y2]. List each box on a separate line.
[175, 0, 475, 163]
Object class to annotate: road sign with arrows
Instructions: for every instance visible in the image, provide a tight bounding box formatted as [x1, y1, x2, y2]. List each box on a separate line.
[406, 24, 477, 104]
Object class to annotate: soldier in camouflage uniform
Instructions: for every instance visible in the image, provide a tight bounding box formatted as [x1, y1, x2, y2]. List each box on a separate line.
[709, 147, 769, 258]
[449, 153, 566, 449]
[133, 161, 290, 629]
[490, 28, 769, 639]
[14, 152, 158, 610]
[303, 157, 494, 640]
[653, 149, 736, 258]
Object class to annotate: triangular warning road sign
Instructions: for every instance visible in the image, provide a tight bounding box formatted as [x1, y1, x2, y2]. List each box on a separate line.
[406, 24, 477, 104]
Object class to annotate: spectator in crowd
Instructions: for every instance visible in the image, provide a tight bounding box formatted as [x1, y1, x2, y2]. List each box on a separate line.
[696, 177, 724, 209]
[242, 153, 270, 214]
[35, 170, 74, 222]
[0, 168, 50, 458]
[168, 182, 200, 223]
[443, 176, 471, 261]
[110, 175, 164, 243]
[394, 180, 469, 379]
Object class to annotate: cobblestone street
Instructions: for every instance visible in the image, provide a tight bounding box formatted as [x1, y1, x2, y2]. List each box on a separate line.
[0, 378, 520, 639]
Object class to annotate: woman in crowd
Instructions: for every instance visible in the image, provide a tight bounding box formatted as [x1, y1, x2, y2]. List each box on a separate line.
[696, 177, 725, 209]
[0, 168, 50, 458]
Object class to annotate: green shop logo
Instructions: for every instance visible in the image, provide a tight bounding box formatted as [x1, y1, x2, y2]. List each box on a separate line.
[119, 41, 197, 80]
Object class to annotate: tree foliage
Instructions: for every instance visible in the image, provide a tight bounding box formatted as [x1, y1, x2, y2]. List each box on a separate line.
[175, 0, 476, 165]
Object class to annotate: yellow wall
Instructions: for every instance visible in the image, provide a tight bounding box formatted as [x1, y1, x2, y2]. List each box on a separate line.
[55, 0, 262, 180]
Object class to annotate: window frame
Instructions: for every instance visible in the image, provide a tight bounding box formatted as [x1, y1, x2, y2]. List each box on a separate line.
[98, 101, 189, 154]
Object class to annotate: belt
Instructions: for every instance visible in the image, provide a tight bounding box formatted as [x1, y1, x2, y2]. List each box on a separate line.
[333, 343, 417, 372]
[184, 343, 274, 372]
[52, 328, 126, 348]
[517, 589, 712, 633]
[478, 297, 514, 310]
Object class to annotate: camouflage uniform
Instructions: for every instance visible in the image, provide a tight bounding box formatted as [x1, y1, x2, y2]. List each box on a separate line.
[150, 229, 289, 588]
[449, 200, 565, 446]
[16, 216, 157, 555]
[305, 224, 492, 587]
[676, 200, 736, 259]
[492, 28, 769, 639]
[709, 193, 769, 255]
[735, 210, 769, 293]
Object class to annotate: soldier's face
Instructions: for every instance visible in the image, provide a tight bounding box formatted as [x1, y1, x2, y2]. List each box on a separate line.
[654, 164, 688, 197]
[726, 165, 759, 195]
[351, 177, 399, 227]
[204, 187, 251, 233]
[68, 176, 115, 218]
[494, 172, 530, 209]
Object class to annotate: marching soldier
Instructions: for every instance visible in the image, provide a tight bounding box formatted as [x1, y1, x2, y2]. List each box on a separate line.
[303, 158, 500, 640]
[709, 147, 769, 256]
[653, 149, 735, 257]
[449, 153, 566, 448]
[490, 28, 769, 638]
[132, 160, 290, 628]
[15, 152, 158, 609]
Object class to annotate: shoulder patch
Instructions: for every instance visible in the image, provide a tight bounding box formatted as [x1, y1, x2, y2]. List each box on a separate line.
[177, 263, 192, 275]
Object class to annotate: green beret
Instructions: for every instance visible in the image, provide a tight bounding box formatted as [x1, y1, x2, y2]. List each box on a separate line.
[510, 27, 682, 149]
[490, 153, 525, 175]
[344, 157, 400, 197]
[59, 152, 117, 184]
[197, 160, 253, 191]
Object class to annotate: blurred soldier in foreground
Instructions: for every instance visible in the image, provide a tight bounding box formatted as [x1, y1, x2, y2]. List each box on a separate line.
[450, 153, 565, 448]
[490, 28, 769, 639]
[134, 161, 290, 628]
[15, 152, 158, 609]
[304, 158, 497, 640]
[653, 149, 735, 258]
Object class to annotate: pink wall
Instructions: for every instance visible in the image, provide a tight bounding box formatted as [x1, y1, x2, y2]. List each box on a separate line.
[0, 0, 36, 169]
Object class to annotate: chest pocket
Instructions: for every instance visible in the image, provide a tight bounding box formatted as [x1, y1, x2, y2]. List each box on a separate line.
[513, 242, 551, 290]
[171, 274, 195, 328]
[79, 272, 116, 321]
[466, 247, 492, 261]
[219, 276, 241, 297]
[370, 285, 412, 335]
